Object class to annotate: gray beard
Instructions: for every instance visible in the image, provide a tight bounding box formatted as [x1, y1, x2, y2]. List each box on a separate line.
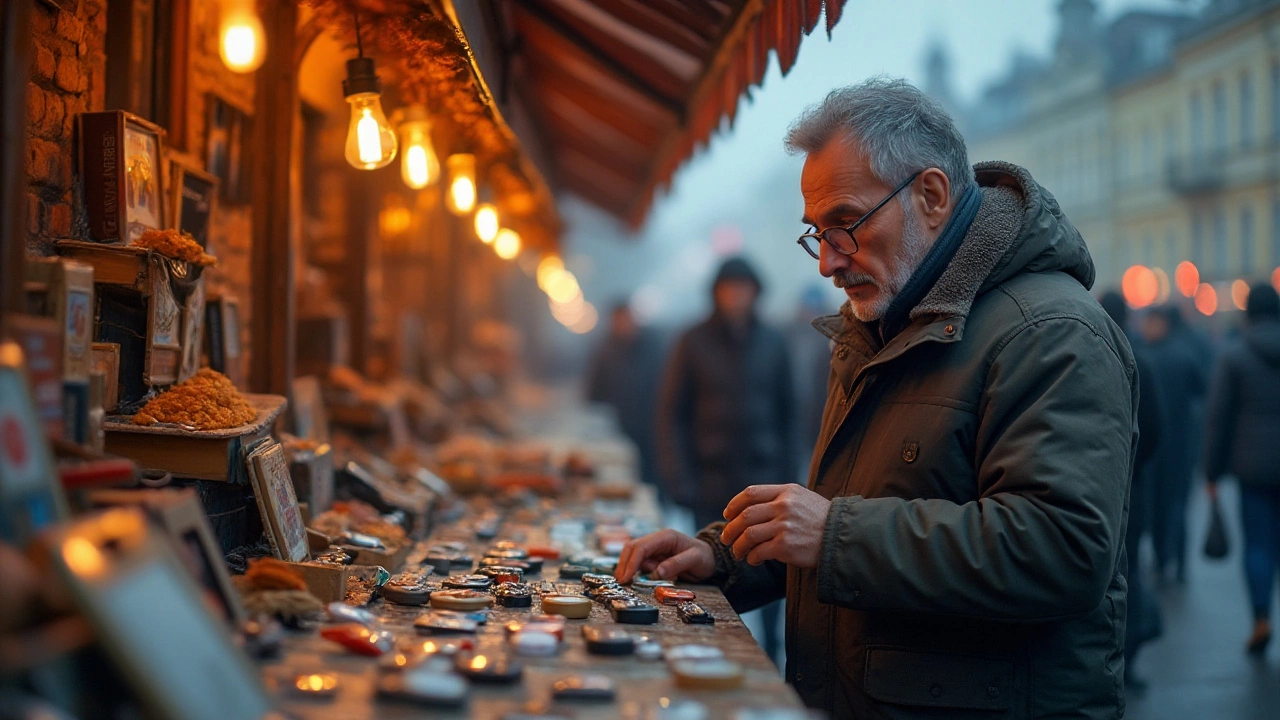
[834, 208, 933, 322]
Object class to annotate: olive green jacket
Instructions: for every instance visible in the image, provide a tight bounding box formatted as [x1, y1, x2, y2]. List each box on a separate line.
[700, 161, 1136, 719]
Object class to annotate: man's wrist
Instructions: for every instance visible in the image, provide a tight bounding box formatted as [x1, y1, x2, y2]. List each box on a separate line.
[694, 523, 735, 586]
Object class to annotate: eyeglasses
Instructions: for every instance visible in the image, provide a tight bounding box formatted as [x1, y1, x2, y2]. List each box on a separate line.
[797, 171, 922, 260]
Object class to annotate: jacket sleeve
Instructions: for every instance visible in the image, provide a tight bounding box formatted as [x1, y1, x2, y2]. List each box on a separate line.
[655, 335, 697, 506]
[1201, 352, 1238, 483]
[696, 522, 788, 612]
[816, 317, 1134, 621]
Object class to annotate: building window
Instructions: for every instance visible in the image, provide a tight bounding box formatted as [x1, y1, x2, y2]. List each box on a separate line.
[1212, 80, 1228, 155]
[1241, 70, 1255, 149]
[1191, 90, 1205, 160]
[1214, 206, 1228, 274]
[1241, 204, 1255, 274]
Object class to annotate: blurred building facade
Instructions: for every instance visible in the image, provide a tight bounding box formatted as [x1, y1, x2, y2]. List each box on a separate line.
[957, 0, 1280, 297]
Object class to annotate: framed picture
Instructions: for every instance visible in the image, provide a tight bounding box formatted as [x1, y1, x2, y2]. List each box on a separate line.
[91, 342, 121, 412]
[246, 441, 309, 563]
[202, 294, 242, 387]
[179, 277, 205, 382]
[166, 152, 218, 250]
[77, 111, 167, 243]
[85, 487, 245, 624]
[145, 257, 181, 386]
[206, 94, 248, 204]
[0, 341, 68, 544]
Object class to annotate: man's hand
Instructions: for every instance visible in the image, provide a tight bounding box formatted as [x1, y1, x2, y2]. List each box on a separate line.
[719, 484, 831, 567]
[615, 529, 716, 584]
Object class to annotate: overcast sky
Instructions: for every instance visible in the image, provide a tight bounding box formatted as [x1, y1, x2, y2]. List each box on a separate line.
[558, 0, 1204, 333]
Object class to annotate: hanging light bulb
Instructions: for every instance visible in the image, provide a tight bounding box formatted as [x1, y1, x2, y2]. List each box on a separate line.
[398, 105, 439, 189]
[494, 228, 521, 260]
[446, 154, 477, 215]
[218, 0, 266, 73]
[474, 203, 499, 244]
[343, 57, 396, 170]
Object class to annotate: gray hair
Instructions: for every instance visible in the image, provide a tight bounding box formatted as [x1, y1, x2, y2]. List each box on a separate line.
[784, 77, 974, 203]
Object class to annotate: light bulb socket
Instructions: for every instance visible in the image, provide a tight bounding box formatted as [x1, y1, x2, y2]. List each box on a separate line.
[343, 57, 381, 97]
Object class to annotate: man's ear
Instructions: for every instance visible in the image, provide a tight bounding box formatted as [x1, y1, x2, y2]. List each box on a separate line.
[916, 168, 952, 232]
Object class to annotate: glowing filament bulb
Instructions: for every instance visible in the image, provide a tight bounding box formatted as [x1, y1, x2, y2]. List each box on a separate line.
[357, 109, 382, 164]
[446, 154, 477, 215]
[218, 0, 265, 73]
[475, 204, 499, 243]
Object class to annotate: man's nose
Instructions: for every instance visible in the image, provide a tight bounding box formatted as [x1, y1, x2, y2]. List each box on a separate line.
[818, 239, 848, 278]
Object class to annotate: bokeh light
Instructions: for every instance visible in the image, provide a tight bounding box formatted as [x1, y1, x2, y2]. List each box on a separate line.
[1175, 261, 1200, 298]
[1194, 283, 1218, 316]
[1121, 265, 1159, 309]
[1231, 279, 1250, 311]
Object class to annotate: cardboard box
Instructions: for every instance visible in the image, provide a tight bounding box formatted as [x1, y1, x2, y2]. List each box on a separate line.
[290, 561, 352, 604]
[25, 258, 95, 382]
[7, 314, 64, 438]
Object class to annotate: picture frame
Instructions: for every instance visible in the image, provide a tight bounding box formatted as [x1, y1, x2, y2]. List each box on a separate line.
[179, 277, 205, 382]
[77, 111, 167, 244]
[246, 441, 310, 563]
[165, 151, 218, 250]
[145, 257, 181, 387]
[85, 487, 245, 624]
[91, 342, 121, 412]
[0, 341, 68, 544]
[205, 93, 248, 204]
[203, 294, 242, 388]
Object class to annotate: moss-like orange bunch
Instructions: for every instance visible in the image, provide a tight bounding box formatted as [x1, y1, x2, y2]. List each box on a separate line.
[135, 229, 217, 266]
[133, 369, 256, 429]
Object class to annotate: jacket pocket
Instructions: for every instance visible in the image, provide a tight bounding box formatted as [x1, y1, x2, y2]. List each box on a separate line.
[864, 646, 1014, 713]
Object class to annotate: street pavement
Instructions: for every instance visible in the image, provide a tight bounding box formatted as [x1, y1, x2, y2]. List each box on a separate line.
[1127, 480, 1280, 720]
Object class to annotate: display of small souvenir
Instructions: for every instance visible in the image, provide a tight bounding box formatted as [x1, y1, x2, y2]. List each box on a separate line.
[590, 557, 619, 574]
[504, 617, 566, 641]
[478, 556, 535, 573]
[526, 545, 560, 560]
[635, 639, 663, 661]
[632, 575, 675, 591]
[291, 673, 339, 698]
[414, 613, 479, 635]
[511, 631, 558, 657]
[581, 626, 635, 656]
[485, 548, 529, 561]
[664, 645, 725, 663]
[415, 637, 475, 656]
[320, 623, 393, 657]
[314, 547, 357, 565]
[382, 573, 435, 606]
[423, 553, 458, 574]
[493, 582, 534, 608]
[557, 563, 591, 579]
[580, 573, 619, 589]
[327, 602, 376, 625]
[429, 589, 493, 611]
[376, 669, 469, 708]
[610, 599, 659, 624]
[586, 586, 633, 603]
[655, 586, 697, 606]
[677, 602, 715, 625]
[552, 674, 616, 701]
[454, 653, 523, 684]
[540, 594, 592, 619]
[671, 659, 745, 690]
[342, 531, 386, 550]
[476, 565, 524, 584]
[441, 574, 492, 591]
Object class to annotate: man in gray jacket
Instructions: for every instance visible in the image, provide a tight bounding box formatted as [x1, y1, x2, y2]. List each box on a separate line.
[617, 78, 1136, 719]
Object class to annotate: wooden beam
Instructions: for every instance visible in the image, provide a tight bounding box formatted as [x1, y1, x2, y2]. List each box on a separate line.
[588, 0, 712, 58]
[249, 0, 299, 396]
[514, 1, 685, 116]
[0, 0, 30, 328]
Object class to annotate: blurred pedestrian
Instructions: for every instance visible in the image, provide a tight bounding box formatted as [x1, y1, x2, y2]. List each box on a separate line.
[586, 303, 664, 490]
[788, 285, 836, 472]
[1203, 282, 1280, 655]
[656, 256, 793, 663]
[1101, 291, 1165, 690]
[1143, 305, 1210, 584]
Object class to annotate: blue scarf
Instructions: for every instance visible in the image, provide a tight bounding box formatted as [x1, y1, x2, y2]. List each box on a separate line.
[879, 182, 982, 341]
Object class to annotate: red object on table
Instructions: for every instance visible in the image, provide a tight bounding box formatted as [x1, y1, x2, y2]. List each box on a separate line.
[654, 586, 697, 606]
[320, 624, 391, 657]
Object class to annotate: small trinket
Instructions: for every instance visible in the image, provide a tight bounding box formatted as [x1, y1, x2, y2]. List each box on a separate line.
[590, 557, 619, 574]
[526, 545, 560, 560]
[671, 659, 745, 690]
[454, 653, 523, 684]
[676, 602, 715, 625]
[654, 586, 697, 606]
[423, 554, 457, 575]
[327, 602, 376, 625]
[580, 573, 619, 588]
[581, 626, 635, 655]
[415, 637, 474, 656]
[441, 574, 492, 591]
[557, 563, 591, 579]
[414, 613, 479, 634]
[430, 589, 493, 611]
[238, 617, 284, 659]
[540, 594, 592, 619]
[292, 673, 339, 698]
[610, 599, 659, 624]
[587, 586, 633, 603]
[320, 623, 393, 657]
[382, 573, 435, 606]
[505, 616, 566, 641]
[376, 669, 469, 707]
[314, 547, 356, 565]
[632, 575, 675, 591]
[665, 645, 724, 662]
[635, 640, 663, 660]
[486, 547, 528, 560]
[552, 674, 616, 701]
[342, 531, 386, 549]
[511, 630, 559, 657]
[476, 565, 524, 584]
[493, 582, 534, 608]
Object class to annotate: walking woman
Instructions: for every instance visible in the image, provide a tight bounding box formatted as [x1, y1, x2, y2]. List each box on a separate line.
[1204, 282, 1280, 654]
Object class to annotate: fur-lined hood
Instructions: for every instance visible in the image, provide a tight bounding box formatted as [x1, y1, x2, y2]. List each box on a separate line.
[814, 161, 1095, 342]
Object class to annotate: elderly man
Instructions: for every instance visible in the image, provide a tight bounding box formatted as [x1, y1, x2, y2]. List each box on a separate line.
[617, 78, 1136, 719]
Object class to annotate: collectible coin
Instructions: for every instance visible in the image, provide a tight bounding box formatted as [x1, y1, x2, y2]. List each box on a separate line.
[671, 660, 745, 690]
[552, 674, 616, 701]
[540, 594, 592, 619]
[610, 599, 659, 624]
[441, 574, 492, 591]
[429, 589, 493, 611]
[511, 631, 559, 657]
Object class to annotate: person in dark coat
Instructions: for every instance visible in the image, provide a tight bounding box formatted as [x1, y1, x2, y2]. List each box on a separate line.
[1101, 291, 1164, 690]
[1143, 304, 1210, 583]
[655, 256, 794, 665]
[620, 79, 1135, 719]
[586, 303, 664, 489]
[1203, 282, 1280, 654]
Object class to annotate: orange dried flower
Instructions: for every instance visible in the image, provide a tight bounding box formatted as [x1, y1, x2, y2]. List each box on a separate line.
[245, 557, 307, 591]
[135, 229, 218, 267]
[133, 368, 257, 429]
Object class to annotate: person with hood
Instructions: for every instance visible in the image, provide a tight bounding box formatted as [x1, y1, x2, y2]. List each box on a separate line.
[619, 79, 1136, 719]
[655, 255, 794, 663]
[1203, 282, 1280, 655]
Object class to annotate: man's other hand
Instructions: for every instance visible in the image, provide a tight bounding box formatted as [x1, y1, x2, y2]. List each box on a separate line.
[615, 529, 716, 584]
[720, 484, 831, 567]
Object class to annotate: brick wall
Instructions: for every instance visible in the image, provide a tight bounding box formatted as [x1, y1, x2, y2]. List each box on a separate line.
[26, 0, 108, 257]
